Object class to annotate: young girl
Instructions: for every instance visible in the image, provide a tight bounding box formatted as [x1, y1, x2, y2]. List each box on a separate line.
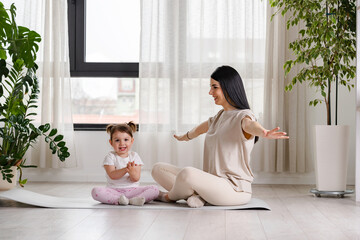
[92, 122, 159, 206]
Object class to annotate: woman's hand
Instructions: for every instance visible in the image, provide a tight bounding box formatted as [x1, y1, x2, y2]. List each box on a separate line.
[262, 127, 289, 139]
[173, 121, 209, 142]
[173, 133, 189, 141]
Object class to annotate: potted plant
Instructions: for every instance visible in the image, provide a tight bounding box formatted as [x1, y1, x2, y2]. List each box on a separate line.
[0, 2, 70, 189]
[269, 0, 356, 192]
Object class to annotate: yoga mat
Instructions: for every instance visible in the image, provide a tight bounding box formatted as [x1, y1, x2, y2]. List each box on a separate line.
[0, 188, 270, 210]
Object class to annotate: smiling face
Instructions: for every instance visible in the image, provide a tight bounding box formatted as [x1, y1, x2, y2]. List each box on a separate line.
[109, 131, 134, 158]
[209, 78, 225, 105]
[209, 78, 234, 110]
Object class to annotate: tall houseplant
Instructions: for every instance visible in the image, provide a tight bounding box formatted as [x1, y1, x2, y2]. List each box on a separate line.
[0, 2, 70, 187]
[270, 0, 356, 124]
[270, 0, 356, 192]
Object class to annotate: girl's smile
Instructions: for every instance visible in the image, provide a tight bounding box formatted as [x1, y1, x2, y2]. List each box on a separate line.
[109, 131, 134, 158]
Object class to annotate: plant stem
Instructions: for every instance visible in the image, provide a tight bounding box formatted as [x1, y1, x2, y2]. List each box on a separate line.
[326, 0, 331, 125]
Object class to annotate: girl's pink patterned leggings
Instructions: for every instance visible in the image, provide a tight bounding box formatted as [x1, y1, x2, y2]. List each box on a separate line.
[91, 185, 159, 205]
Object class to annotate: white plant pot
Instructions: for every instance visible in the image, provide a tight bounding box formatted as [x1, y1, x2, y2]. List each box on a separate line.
[0, 166, 17, 191]
[314, 125, 350, 191]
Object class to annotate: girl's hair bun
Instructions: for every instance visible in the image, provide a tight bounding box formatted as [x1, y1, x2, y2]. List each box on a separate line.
[106, 122, 137, 140]
[106, 124, 115, 134]
[127, 121, 136, 133]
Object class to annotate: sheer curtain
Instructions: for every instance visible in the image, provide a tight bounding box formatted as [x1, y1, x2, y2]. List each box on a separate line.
[4, 0, 76, 168]
[137, 0, 266, 169]
[255, 2, 312, 173]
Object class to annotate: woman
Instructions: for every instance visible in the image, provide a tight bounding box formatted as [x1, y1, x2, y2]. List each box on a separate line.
[151, 66, 289, 207]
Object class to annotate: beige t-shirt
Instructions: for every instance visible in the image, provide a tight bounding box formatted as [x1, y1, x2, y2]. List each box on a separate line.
[203, 109, 256, 193]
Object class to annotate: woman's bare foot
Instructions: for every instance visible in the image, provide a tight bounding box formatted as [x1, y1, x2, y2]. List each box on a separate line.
[187, 194, 206, 208]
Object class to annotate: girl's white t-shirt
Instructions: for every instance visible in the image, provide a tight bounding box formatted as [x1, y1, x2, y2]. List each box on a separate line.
[103, 151, 144, 188]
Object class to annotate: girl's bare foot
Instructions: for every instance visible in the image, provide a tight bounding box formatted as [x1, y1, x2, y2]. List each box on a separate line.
[156, 191, 172, 203]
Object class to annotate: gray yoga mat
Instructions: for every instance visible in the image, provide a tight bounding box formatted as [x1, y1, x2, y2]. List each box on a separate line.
[0, 188, 270, 210]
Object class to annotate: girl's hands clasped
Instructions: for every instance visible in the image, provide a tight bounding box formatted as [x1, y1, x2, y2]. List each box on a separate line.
[126, 161, 141, 182]
[126, 161, 138, 172]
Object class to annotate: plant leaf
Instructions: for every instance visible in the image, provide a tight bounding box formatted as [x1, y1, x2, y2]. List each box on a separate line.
[54, 135, 64, 142]
[49, 128, 57, 137]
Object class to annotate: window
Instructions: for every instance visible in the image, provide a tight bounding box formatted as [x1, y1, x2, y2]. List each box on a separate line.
[68, 0, 140, 130]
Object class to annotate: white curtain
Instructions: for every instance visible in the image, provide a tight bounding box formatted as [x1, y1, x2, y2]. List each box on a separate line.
[138, 0, 266, 170]
[3, 0, 77, 168]
[254, 2, 312, 173]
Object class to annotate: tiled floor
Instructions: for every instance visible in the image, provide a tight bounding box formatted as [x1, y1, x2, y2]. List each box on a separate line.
[0, 183, 359, 240]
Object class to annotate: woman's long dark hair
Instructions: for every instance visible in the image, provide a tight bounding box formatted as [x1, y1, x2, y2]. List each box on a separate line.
[211, 65, 259, 143]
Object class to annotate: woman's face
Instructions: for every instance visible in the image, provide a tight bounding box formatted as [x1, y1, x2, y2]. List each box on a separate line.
[209, 78, 226, 106]
[209, 78, 235, 110]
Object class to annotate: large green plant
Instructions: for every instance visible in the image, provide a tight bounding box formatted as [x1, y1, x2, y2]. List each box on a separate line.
[270, 0, 356, 125]
[0, 2, 70, 186]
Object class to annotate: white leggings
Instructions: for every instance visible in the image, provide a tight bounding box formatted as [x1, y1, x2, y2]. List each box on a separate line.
[151, 162, 251, 206]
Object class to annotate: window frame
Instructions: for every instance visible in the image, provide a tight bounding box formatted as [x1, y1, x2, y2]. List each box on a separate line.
[68, 0, 140, 130]
[68, 0, 139, 77]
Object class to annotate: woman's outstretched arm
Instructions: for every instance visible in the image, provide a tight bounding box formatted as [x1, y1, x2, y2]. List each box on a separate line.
[174, 120, 209, 141]
[241, 117, 289, 139]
